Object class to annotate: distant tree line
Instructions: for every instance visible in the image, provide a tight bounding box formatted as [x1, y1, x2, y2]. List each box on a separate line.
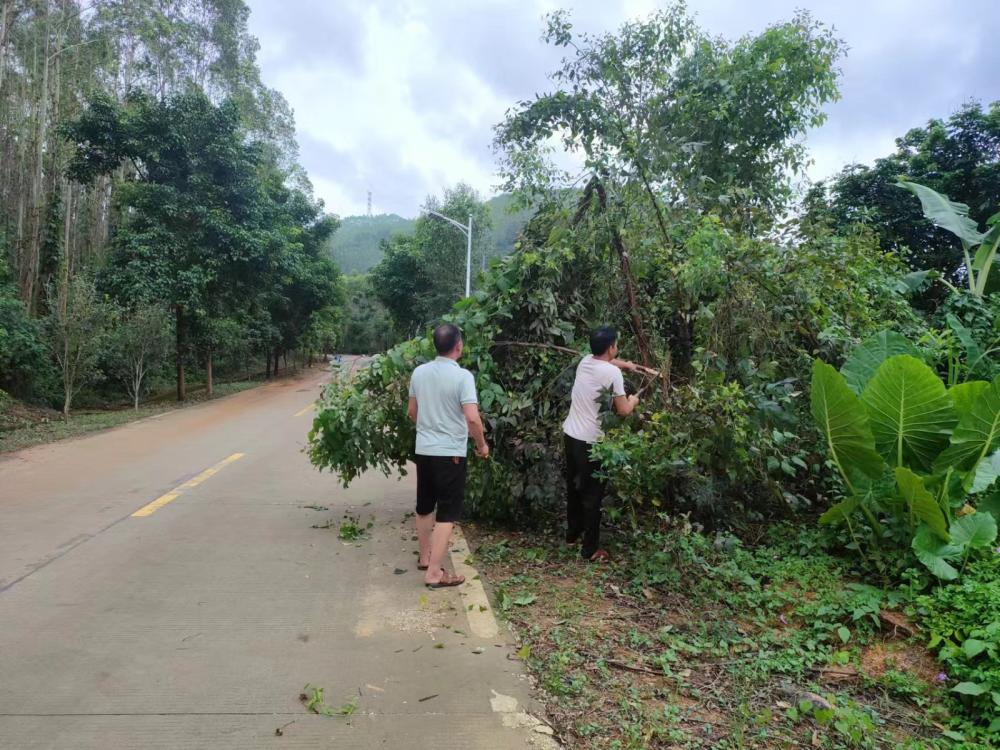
[0, 1, 344, 414]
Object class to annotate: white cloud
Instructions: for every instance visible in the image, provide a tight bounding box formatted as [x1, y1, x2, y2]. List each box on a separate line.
[245, 0, 1000, 216]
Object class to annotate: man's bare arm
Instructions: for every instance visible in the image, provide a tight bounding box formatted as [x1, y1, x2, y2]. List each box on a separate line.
[462, 403, 489, 458]
[613, 394, 640, 417]
[408, 396, 418, 423]
[611, 358, 658, 376]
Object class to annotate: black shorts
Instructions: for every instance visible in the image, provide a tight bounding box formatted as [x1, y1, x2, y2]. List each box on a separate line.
[415, 455, 467, 523]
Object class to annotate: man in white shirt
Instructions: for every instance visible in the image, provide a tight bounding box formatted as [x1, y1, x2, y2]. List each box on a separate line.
[408, 324, 489, 587]
[563, 326, 650, 561]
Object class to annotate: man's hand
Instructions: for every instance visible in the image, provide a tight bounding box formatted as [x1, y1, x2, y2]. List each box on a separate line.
[475, 442, 490, 459]
[613, 393, 640, 417]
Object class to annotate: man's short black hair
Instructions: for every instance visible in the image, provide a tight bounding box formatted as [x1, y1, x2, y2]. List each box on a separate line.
[433, 323, 462, 355]
[590, 326, 618, 356]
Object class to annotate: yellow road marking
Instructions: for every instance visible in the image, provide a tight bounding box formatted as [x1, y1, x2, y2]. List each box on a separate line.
[132, 453, 245, 517]
[294, 404, 314, 417]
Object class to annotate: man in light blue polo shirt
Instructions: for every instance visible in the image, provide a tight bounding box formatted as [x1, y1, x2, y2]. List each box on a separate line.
[408, 324, 489, 587]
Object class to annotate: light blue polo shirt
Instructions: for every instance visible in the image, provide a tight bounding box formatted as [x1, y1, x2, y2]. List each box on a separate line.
[408, 357, 479, 457]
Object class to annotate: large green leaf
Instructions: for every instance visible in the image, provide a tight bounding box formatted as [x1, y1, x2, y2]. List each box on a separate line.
[840, 331, 920, 394]
[947, 314, 984, 369]
[896, 180, 985, 248]
[978, 489, 1000, 523]
[950, 512, 998, 550]
[818, 495, 860, 525]
[971, 450, 1000, 494]
[936, 375, 1000, 472]
[911, 526, 961, 580]
[895, 467, 948, 540]
[811, 361, 885, 488]
[971, 225, 1000, 296]
[949, 381, 990, 421]
[861, 355, 957, 472]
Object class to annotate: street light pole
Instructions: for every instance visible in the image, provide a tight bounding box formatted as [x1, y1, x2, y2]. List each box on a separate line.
[465, 213, 472, 298]
[424, 209, 473, 298]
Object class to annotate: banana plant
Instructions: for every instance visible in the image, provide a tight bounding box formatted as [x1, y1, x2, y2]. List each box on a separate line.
[897, 180, 999, 297]
[811, 331, 1000, 579]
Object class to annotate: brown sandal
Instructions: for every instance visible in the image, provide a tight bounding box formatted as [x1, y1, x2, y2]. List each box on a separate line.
[588, 549, 610, 563]
[425, 571, 465, 588]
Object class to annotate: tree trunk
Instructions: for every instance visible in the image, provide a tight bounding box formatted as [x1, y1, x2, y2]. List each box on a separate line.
[591, 180, 653, 368]
[206, 348, 213, 397]
[0, 1, 11, 96]
[176, 305, 186, 401]
[24, 5, 51, 313]
[265, 351, 271, 379]
[59, 179, 71, 314]
[273, 348, 280, 376]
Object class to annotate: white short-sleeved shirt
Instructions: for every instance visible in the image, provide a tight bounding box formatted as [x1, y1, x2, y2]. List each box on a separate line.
[408, 357, 479, 456]
[562, 355, 625, 443]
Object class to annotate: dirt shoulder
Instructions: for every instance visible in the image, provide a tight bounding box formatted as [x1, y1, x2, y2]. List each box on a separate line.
[465, 521, 956, 750]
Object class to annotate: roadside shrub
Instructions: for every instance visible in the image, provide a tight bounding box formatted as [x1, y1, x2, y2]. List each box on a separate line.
[916, 555, 1000, 736]
[0, 284, 48, 398]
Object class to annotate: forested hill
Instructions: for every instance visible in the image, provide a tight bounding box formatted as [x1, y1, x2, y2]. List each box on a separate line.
[327, 194, 531, 274]
[327, 215, 416, 274]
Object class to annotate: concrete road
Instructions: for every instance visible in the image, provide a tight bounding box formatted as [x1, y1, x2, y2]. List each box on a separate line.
[0, 366, 554, 749]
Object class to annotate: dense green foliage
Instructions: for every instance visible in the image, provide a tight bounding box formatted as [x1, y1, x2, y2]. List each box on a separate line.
[0, 261, 47, 397]
[805, 100, 1000, 285]
[918, 555, 1000, 735]
[811, 334, 999, 580]
[339, 275, 395, 355]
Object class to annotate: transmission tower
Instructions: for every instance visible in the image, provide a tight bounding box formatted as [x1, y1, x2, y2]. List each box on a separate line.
[366, 190, 372, 216]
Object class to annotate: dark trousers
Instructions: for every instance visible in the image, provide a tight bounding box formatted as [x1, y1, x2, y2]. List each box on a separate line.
[564, 434, 604, 558]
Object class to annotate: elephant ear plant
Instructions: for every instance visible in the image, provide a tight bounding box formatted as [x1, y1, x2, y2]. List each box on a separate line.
[811, 331, 1000, 579]
[897, 180, 1000, 297]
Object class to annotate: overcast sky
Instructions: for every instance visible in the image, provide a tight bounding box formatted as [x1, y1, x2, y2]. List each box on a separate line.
[245, 0, 1000, 218]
